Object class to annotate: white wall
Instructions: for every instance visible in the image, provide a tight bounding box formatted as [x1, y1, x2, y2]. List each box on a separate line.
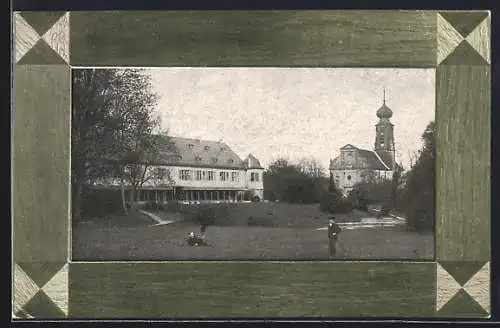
[245, 168, 265, 191]
[170, 166, 248, 189]
[92, 165, 264, 191]
[331, 168, 394, 196]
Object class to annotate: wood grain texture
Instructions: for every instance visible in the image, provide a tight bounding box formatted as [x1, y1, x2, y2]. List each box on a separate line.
[69, 11, 436, 67]
[68, 262, 435, 318]
[13, 65, 71, 263]
[435, 66, 490, 261]
[465, 15, 491, 64]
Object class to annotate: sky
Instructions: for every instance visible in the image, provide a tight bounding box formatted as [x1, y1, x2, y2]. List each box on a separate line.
[149, 68, 435, 172]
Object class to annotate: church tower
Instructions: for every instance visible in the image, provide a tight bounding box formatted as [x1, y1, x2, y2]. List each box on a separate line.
[374, 89, 396, 168]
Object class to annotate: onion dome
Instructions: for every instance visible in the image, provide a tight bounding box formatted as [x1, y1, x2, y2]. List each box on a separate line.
[376, 102, 393, 118]
[376, 88, 393, 118]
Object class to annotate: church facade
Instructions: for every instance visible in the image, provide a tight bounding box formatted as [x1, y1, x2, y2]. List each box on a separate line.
[329, 93, 400, 196]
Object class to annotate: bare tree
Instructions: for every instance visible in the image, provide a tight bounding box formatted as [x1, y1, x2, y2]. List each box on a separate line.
[297, 157, 326, 179]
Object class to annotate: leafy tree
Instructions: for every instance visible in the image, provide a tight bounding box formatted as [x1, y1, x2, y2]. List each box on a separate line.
[71, 69, 173, 224]
[263, 157, 327, 204]
[397, 121, 435, 232]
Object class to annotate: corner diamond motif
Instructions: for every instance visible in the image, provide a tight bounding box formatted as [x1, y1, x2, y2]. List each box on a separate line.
[41, 263, 69, 315]
[13, 264, 40, 315]
[14, 13, 41, 63]
[463, 262, 490, 314]
[436, 263, 462, 311]
[42, 12, 70, 64]
[465, 15, 491, 64]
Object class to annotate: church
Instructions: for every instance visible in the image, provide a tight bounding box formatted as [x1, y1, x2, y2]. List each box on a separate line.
[329, 91, 401, 196]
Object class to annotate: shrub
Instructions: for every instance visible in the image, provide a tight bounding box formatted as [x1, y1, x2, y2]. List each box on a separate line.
[81, 188, 123, 219]
[160, 200, 180, 213]
[406, 209, 434, 233]
[337, 198, 353, 213]
[143, 201, 164, 211]
[319, 191, 352, 214]
[379, 203, 392, 216]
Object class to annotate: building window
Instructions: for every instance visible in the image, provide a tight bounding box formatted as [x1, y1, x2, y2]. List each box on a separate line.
[195, 155, 202, 162]
[187, 144, 194, 149]
[179, 169, 191, 180]
[220, 147, 226, 151]
[231, 172, 239, 182]
[220, 171, 228, 181]
[347, 175, 352, 181]
[195, 170, 202, 181]
[207, 171, 215, 181]
[202, 171, 207, 180]
[228, 159, 234, 164]
[212, 157, 218, 163]
[251, 172, 259, 182]
[204, 145, 210, 151]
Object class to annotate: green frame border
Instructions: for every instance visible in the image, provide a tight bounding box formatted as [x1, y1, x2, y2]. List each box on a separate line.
[12, 10, 491, 319]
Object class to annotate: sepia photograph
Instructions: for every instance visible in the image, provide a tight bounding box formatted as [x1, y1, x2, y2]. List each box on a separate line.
[13, 8, 491, 319]
[71, 67, 436, 261]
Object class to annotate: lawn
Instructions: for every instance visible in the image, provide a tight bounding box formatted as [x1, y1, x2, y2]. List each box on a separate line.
[72, 202, 434, 261]
[155, 201, 370, 228]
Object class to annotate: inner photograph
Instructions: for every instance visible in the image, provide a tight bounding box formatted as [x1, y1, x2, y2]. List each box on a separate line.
[71, 67, 436, 261]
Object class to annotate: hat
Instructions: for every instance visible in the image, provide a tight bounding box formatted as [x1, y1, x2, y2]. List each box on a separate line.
[189, 232, 195, 237]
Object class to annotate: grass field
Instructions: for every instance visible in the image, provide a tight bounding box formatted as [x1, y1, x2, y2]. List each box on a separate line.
[72, 202, 434, 261]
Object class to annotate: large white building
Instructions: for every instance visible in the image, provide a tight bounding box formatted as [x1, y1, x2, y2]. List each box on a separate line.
[95, 136, 265, 203]
[329, 93, 401, 196]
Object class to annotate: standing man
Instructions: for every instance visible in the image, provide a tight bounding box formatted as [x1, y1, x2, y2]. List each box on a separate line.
[328, 217, 342, 258]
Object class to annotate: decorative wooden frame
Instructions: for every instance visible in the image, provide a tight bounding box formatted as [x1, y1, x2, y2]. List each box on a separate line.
[12, 10, 490, 319]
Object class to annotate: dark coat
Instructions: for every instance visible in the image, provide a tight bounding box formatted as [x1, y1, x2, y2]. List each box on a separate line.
[328, 222, 342, 239]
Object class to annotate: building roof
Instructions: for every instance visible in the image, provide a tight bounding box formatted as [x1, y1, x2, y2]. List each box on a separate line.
[330, 144, 397, 171]
[156, 136, 250, 169]
[358, 149, 391, 170]
[243, 153, 264, 169]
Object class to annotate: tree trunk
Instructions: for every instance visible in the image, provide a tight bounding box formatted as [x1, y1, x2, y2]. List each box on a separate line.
[129, 186, 136, 210]
[120, 175, 128, 214]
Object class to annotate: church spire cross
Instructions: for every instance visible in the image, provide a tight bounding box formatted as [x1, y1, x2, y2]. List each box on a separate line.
[383, 87, 386, 104]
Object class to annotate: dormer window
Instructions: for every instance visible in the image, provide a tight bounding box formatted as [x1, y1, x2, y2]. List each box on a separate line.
[187, 144, 194, 149]
[204, 146, 210, 151]
[212, 157, 218, 163]
[195, 155, 202, 162]
[228, 159, 234, 164]
[220, 147, 226, 151]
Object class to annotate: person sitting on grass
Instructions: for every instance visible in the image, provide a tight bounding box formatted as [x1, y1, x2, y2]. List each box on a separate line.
[185, 231, 208, 247]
